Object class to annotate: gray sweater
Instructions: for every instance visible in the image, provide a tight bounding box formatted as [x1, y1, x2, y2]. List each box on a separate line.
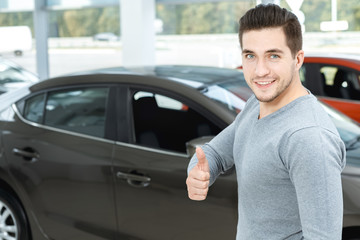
[188, 94, 346, 239]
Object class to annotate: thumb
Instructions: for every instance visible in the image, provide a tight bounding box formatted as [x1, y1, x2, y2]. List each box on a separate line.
[196, 147, 209, 172]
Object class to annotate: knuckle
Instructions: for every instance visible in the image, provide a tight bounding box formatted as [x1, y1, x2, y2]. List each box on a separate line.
[185, 177, 191, 186]
[202, 181, 209, 189]
[199, 172, 210, 181]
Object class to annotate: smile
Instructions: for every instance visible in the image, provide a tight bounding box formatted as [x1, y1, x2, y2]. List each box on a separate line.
[255, 80, 275, 86]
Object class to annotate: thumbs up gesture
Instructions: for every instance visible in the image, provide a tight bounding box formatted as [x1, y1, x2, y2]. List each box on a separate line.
[186, 147, 210, 201]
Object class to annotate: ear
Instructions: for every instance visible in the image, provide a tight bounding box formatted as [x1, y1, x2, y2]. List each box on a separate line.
[295, 50, 305, 70]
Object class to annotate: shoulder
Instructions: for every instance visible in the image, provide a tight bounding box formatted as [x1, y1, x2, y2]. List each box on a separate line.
[283, 94, 340, 136]
[279, 126, 346, 170]
[278, 95, 346, 168]
[287, 125, 342, 145]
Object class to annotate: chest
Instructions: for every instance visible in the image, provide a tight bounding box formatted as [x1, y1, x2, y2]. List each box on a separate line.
[233, 118, 290, 188]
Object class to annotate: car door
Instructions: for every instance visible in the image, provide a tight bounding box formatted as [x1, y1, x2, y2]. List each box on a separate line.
[113, 87, 238, 240]
[2, 86, 118, 240]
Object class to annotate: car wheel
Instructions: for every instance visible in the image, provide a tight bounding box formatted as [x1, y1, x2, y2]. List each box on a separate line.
[14, 50, 23, 57]
[0, 189, 30, 240]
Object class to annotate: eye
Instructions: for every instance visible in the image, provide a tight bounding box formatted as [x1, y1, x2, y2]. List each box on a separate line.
[270, 54, 279, 59]
[245, 54, 255, 59]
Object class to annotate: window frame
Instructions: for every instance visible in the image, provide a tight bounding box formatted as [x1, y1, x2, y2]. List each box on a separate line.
[15, 84, 117, 141]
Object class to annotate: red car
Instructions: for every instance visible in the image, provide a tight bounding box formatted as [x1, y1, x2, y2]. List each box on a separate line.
[301, 53, 360, 123]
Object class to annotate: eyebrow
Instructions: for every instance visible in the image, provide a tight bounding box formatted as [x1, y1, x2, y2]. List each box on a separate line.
[266, 48, 284, 54]
[242, 48, 284, 54]
[242, 49, 254, 54]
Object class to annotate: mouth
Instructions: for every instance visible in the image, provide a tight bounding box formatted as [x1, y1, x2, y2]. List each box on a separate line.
[254, 80, 276, 87]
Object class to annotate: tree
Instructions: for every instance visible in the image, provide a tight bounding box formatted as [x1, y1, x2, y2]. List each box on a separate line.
[0, 12, 33, 33]
[354, 6, 360, 31]
[157, 1, 254, 35]
[0, 1, 359, 36]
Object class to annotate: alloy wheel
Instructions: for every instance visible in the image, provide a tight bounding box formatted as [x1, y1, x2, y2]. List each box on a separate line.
[0, 200, 18, 240]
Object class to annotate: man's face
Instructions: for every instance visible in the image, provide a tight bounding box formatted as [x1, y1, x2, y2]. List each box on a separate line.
[241, 27, 303, 103]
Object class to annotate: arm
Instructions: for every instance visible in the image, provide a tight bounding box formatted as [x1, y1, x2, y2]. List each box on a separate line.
[186, 120, 236, 200]
[283, 127, 346, 239]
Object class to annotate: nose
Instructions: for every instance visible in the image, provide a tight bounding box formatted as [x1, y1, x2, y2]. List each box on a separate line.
[255, 58, 270, 77]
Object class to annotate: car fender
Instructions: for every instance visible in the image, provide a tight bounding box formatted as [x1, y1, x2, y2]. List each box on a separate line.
[0, 141, 50, 240]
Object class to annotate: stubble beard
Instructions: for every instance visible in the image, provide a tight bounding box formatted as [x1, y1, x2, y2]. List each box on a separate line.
[254, 73, 294, 103]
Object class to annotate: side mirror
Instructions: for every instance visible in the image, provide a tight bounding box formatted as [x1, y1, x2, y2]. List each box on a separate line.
[186, 136, 214, 157]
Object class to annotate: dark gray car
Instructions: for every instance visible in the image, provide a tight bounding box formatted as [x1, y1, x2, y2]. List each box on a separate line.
[0, 65, 359, 240]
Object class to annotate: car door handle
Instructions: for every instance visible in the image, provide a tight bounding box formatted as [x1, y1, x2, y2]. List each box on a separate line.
[13, 148, 39, 162]
[116, 171, 151, 188]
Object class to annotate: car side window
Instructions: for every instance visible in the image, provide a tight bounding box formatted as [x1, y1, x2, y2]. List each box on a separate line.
[23, 93, 46, 123]
[320, 66, 360, 100]
[44, 87, 109, 138]
[132, 91, 221, 153]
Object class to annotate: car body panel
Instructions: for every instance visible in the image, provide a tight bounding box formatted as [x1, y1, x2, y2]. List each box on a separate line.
[1, 112, 118, 239]
[113, 143, 238, 240]
[304, 55, 360, 71]
[320, 98, 360, 125]
[342, 147, 360, 227]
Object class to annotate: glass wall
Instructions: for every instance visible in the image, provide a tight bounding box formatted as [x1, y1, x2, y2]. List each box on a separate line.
[0, 0, 359, 77]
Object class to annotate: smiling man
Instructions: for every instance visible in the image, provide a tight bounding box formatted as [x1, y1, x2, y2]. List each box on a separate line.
[186, 4, 346, 240]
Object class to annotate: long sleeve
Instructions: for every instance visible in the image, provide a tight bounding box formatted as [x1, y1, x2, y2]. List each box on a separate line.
[282, 127, 346, 239]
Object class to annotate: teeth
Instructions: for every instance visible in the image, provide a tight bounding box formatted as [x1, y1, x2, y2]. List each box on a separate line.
[257, 81, 273, 85]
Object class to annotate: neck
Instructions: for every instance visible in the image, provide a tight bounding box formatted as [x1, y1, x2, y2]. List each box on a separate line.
[258, 81, 308, 119]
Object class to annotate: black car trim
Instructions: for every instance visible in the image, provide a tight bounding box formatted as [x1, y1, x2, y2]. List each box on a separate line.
[115, 86, 131, 143]
[104, 87, 118, 141]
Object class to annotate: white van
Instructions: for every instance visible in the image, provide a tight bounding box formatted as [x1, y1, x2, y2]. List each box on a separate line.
[0, 26, 32, 56]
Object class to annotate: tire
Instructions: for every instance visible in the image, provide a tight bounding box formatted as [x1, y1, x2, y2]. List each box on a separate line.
[0, 189, 30, 240]
[14, 50, 23, 57]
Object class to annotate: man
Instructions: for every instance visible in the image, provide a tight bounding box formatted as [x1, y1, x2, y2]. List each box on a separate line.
[186, 4, 346, 240]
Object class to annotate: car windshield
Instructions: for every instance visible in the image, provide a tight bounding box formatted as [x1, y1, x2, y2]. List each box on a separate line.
[201, 81, 252, 114]
[200, 79, 252, 115]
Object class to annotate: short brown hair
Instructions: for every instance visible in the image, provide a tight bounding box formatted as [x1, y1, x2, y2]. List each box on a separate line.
[238, 4, 302, 58]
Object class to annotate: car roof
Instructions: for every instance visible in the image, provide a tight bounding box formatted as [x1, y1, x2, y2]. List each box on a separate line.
[304, 53, 360, 71]
[30, 65, 246, 92]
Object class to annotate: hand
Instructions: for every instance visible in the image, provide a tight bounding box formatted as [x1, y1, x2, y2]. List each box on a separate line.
[186, 147, 210, 201]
